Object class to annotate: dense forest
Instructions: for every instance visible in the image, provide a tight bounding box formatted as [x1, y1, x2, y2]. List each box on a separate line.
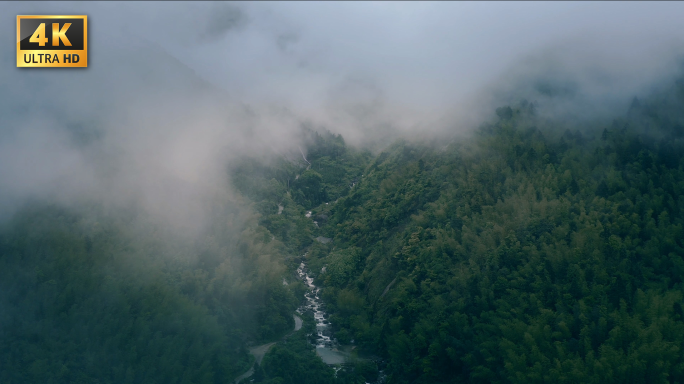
[2, 71, 684, 383]
[236, 77, 684, 383]
[0, 197, 300, 383]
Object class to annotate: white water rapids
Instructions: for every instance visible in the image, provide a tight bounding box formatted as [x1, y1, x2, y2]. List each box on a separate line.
[296, 261, 350, 365]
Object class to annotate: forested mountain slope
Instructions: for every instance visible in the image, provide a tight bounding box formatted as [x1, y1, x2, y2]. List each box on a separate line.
[0, 199, 299, 383]
[240, 78, 684, 383]
[3, 71, 683, 384]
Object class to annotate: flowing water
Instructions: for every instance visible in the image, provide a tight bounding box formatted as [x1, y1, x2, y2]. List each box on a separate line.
[296, 261, 351, 365]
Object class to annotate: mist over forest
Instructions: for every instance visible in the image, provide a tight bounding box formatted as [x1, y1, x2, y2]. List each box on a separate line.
[1, 2, 684, 383]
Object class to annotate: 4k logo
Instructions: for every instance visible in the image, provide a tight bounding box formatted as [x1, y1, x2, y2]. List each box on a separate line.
[17, 15, 88, 67]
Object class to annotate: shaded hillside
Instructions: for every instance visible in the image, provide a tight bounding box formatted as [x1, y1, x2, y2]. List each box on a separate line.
[242, 77, 684, 383]
[0, 199, 300, 384]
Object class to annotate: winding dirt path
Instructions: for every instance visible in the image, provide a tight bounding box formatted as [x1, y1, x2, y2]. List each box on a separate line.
[234, 314, 303, 383]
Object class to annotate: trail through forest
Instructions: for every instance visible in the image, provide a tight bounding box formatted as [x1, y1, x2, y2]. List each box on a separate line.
[234, 314, 303, 383]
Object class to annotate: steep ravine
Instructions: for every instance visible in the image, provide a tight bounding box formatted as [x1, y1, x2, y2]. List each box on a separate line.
[296, 261, 351, 365]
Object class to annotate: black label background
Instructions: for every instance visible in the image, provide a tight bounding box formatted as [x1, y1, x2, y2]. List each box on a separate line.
[19, 18, 84, 51]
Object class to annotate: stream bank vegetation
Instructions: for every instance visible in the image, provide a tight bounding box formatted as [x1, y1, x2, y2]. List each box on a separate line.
[2, 73, 684, 383]
[237, 76, 684, 383]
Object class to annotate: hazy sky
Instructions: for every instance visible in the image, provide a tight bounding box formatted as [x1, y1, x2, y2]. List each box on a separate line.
[2, 1, 684, 225]
[109, 2, 684, 114]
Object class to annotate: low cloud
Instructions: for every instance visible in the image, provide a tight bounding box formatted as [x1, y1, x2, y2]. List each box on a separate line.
[1, 1, 683, 230]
